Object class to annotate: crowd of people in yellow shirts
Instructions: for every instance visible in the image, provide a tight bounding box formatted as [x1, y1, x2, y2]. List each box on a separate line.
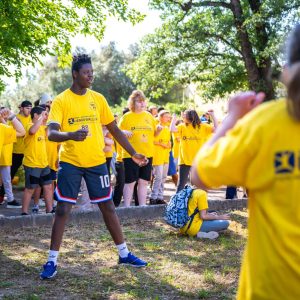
[0, 23, 300, 298]
[0, 90, 218, 215]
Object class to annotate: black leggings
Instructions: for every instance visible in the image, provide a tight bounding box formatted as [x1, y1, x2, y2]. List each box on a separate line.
[176, 164, 191, 193]
[113, 162, 125, 207]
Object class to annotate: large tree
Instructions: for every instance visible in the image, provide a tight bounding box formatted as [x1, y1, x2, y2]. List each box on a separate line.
[0, 0, 143, 92]
[127, 0, 300, 100]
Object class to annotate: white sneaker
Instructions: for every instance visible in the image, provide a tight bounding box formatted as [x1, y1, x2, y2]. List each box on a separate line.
[196, 231, 219, 240]
[38, 198, 46, 207]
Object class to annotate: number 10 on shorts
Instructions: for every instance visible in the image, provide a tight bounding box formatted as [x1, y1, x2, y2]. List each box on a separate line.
[99, 175, 110, 188]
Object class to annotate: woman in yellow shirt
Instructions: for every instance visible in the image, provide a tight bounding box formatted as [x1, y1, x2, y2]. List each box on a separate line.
[192, 25, 300, 300]
[170, 109, 217, 192]
[119, 90, 160, 207]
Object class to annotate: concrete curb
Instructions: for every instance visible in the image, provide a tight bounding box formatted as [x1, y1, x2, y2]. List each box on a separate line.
[0, 199, 247, 229]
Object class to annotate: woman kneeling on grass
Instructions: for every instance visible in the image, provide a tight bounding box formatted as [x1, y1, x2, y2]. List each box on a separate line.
[180, 189, 230, 239]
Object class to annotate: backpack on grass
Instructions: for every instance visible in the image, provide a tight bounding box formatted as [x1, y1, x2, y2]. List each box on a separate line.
[164, 185, 199, 230]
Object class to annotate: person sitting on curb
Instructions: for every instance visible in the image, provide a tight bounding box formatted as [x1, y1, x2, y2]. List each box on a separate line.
[180, 188, 230, 239]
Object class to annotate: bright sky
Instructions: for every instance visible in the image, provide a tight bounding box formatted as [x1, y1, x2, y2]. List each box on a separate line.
[3, 0, 161, 90]
[71, 0, 161, 51]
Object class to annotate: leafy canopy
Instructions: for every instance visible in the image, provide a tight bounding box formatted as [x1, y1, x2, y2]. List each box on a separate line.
[0, 0, 144, 91]
[127, 0, 300, 100]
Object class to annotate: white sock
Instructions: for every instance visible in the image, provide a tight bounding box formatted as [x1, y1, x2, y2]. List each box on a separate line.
[116, 242, 129, 258]
[48, 250, 59, 265]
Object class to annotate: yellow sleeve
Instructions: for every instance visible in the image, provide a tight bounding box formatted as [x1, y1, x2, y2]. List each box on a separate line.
[48, 97, 63, 126]
[98, 95, 114, 125]
[193, 189, 209, 211]
[195, 115, 260, 188]
[3, 125, 16, 145]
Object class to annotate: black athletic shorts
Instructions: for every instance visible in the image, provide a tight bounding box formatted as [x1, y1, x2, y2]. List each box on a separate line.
[123, 157, 153, 183]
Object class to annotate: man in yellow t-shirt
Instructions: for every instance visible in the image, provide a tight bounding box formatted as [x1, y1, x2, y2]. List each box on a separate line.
[191, 91, 300, 300]
[11, 100, 32, 179]
[0, 108, 25, 206]
[40, 54, 149, 280]
[21, 106, 54, 215]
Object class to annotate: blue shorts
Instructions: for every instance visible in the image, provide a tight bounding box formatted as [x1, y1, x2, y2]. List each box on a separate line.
[54, 162, 112, 205]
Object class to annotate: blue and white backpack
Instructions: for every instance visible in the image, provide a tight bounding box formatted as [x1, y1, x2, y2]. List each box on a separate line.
[164, 185, 199, 230]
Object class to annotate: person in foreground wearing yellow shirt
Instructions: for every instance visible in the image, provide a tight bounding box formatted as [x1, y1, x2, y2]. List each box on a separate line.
[0, 108, 26, 205]
[191, 25, 300, 300]
[149, 110, 171, 205]
[40, 54, 149, 280]
[21, 106, 54, 215]
[179, 189, 230, 239]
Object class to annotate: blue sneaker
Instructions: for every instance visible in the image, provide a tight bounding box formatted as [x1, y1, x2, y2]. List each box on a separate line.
[118, 252, 147, 268]
[40, 261, 57, 279]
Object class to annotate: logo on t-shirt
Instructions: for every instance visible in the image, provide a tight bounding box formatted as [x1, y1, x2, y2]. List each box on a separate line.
[274, 151, 295, 174]
[89, 102, 96, 111]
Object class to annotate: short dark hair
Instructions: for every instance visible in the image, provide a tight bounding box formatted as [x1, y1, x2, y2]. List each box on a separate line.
[71, 54, 92, 73]
[30, 106, 45, 119]
[21, 100, 32, 108]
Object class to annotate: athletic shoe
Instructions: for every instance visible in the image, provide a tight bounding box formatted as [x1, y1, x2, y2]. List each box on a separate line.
[149, 199, 157, 205]
[7, 200, 22, 208]
[196, 231, 219, 240]
[118, 252, 147, 268]
[40, 261, 57, 279]
[156, 199, 167, 205]
[0, 195, 4, 205]
[32, 205, 39, 214]
[21, 212, 29, 216]
[38, 198, 46, 207]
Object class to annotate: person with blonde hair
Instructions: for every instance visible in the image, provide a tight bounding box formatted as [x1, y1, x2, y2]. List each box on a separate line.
[191, 24, 300, 300]
[119, 90, 160, 206]
[149, 110, 171, 205]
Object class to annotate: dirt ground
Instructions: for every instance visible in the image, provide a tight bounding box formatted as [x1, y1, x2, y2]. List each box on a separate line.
[0, 209, 248, 300]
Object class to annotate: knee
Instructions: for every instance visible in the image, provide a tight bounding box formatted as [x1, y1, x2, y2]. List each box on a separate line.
[99, 200, 116, 215]
[55, 203, 70, 217]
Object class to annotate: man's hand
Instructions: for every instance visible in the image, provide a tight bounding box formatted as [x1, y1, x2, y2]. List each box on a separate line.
[68, 129, 89, 141]
[228, 91, 265, 120]
[132, 153, 149, 167]
[122, 130, 133, 138]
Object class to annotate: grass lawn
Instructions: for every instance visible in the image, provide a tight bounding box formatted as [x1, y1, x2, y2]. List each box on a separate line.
[0, 209, 247, 300]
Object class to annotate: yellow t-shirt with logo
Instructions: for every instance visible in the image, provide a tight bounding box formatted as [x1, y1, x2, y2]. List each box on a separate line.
[152, 125, 171, 166]
[48, 89, 114, 167]
[46, 138, 59, 171]
[0, 124, 16, 166]
[13, 114, 30, 154]
[195, 98, 300, 300]
[115, 140, 123, 163]
[172, 131, 180, 159]
[118, 111, 156, 158]
[23, 124, 48, 168]
[179, 189, 208, 236]
[177, 123, 212, 166]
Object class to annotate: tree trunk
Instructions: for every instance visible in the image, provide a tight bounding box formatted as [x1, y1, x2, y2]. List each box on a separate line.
[231, 0, 275, 100]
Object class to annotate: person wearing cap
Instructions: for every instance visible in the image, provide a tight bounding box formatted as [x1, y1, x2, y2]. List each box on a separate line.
[0, 100, 32, 208]
[39, 93, 52, 106]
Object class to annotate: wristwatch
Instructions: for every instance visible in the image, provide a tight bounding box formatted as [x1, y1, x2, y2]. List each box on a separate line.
[8, 114, 16, 121]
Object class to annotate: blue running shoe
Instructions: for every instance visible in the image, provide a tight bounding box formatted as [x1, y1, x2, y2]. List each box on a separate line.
[40, 261, 57, 279]
[118, 252, 147, 268]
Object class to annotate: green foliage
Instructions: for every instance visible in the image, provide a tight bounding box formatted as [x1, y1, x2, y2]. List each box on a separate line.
[127, 0, 300, 100]
[0, 0, 144, 92]
[0, 44, 138, 109]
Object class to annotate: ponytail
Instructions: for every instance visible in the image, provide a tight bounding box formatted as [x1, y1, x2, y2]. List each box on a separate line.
[287, 63, 300, 120]
[286, 24, 300, 121]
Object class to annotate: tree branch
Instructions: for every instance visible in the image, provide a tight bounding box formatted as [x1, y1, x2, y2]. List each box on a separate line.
[170, 0, 232, 12]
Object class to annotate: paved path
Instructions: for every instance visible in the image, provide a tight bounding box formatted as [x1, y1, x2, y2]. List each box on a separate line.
[0, 180, 245, 218]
